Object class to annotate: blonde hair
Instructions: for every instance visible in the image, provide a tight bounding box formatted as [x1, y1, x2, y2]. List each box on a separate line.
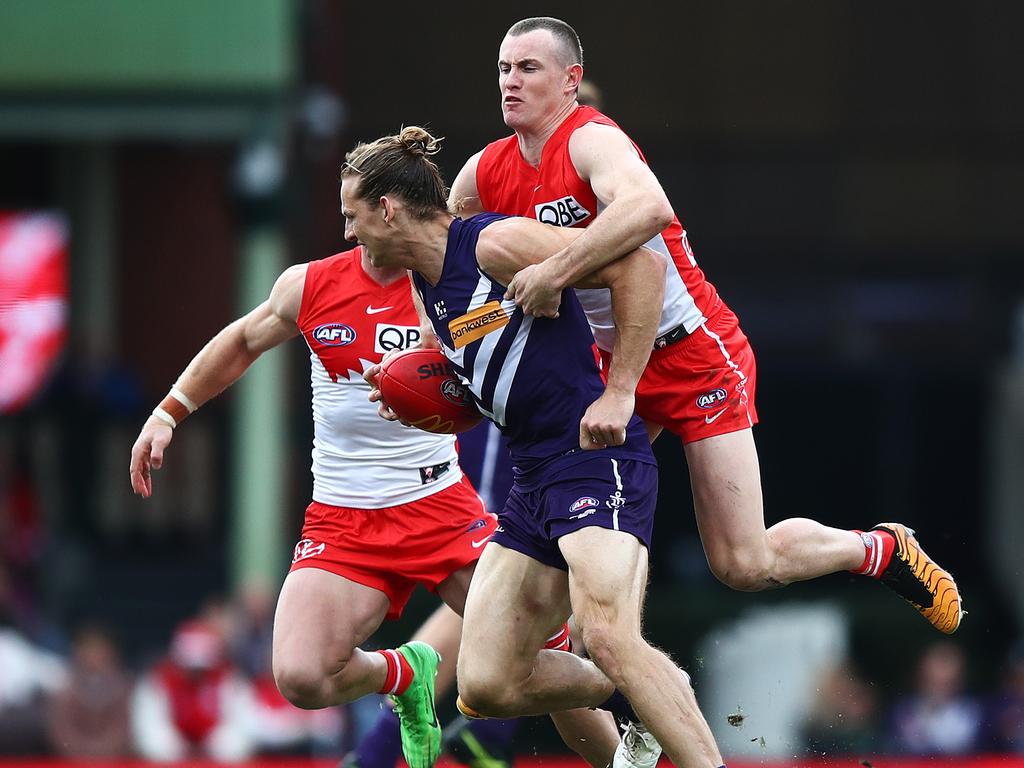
[342, 126, 448, 219]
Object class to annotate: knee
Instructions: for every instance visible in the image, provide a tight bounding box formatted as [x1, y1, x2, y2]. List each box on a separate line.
[273, 650, 349, 709]
[579, 622, 641, 683]
[706, 546, 777, 592]
[456, 663, 522, 718]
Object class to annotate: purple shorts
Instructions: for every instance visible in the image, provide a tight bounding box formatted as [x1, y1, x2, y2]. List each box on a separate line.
[491, 455, 658, 571]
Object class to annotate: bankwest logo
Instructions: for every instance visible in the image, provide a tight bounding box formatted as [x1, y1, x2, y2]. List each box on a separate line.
[448, 301, 510, 349]
[534, 195, 592, 227]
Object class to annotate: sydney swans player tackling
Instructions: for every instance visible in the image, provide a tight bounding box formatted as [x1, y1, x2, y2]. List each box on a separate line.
[450, 16, 962, 634]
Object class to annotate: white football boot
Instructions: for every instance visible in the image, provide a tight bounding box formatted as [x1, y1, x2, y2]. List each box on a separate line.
[612, 720, 662, 768]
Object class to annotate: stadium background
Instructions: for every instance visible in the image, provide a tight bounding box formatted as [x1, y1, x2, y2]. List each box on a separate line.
[1, 0, 1023, 765]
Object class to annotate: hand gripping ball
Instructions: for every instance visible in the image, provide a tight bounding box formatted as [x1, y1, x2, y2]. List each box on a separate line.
[377, 348, 483, 434]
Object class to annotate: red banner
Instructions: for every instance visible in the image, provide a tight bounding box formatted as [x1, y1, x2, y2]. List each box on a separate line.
[0, 211, 69, 413]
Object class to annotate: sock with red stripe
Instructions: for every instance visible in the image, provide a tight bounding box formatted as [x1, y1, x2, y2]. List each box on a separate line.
[543, 622, 573, 653]
[376, 648, 415, 696]
[849, 529, 896, 578]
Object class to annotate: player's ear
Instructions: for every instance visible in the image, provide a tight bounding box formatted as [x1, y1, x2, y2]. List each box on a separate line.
[379, 196, 394, 223]
[566, 63, 583, 92]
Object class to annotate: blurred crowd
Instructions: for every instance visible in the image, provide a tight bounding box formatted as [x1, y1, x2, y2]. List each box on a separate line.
[800, 640, 1024, 757]
[0, 572, 352, 761]
[1, 554, 1024, 762]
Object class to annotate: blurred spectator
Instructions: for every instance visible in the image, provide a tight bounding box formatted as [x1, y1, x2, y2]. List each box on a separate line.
[247, 659, 345, 757]
[984, 642, 1024, 752]
[131, 618, 254, 762]
[576, 79, 604, 109]
[227, 579, 275, 680]
[0, 443, 45, 631]
[802, 660, 880, 755]
[0, 567, 67, 755]
[48, 623, 133, 758]
[888, 641, 982, 755]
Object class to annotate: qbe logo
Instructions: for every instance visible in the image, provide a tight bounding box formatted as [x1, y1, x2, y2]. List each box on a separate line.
[375, 324, 420, 353]
[313, 323, 356, 346]
[535, 195, 592, 227]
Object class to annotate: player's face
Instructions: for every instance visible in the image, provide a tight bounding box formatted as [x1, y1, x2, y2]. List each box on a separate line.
[340, 178, 391, 266]
[498, 30, 576, 131]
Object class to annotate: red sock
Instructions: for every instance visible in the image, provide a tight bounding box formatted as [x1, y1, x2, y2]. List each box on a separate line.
[849, 529, 896, 578]
[376, 649, 414, 696]
[543, 623, 573, 653]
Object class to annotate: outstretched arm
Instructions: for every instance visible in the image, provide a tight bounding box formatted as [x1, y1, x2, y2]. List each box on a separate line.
[129, 264, 305, 497]
[505, 122, 673, 317]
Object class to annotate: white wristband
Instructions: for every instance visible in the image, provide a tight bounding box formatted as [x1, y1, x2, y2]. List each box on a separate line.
[152, 407, 177, 428]
[170, 387, 198, 413]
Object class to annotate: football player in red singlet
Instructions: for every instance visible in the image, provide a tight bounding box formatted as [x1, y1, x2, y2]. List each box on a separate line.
[448, 17, 962, 635]
[128, 244, 624, 768]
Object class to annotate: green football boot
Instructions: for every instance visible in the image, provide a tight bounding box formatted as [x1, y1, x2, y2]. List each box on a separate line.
[391, 641, 442, 768]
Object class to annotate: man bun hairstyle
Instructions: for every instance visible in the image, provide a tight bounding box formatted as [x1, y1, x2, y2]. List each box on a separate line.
[507, 17, 583, 66]
[342, 126, 448, 219]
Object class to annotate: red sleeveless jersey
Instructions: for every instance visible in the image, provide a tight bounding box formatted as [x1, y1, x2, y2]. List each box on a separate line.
[475, 106, 722, 349]
[296, 247, 459, 508]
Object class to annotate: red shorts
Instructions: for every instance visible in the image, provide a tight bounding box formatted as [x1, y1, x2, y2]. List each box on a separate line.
[289, 475, 497, 619]
[603, 305, 758, 444]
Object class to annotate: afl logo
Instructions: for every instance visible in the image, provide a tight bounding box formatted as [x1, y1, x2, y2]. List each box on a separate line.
[440, 379, 472, 405]
[313, 323, 356, 346]
[696, 388, 728, 409]
[569, 496, 599, 514]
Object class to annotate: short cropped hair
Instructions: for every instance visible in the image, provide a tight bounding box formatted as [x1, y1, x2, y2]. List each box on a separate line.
[506, 17, 583, 67]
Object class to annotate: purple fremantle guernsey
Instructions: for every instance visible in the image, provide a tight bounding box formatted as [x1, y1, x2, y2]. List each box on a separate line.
[411, 214, 653, 476]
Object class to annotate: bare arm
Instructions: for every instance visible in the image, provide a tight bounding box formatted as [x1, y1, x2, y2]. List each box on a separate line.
[448, 150, 486, 217]
[576, 244, 664, 447]
[129, 264, 306, 497]
[479, 218, 664, 448]
[505, 122, 674, 316]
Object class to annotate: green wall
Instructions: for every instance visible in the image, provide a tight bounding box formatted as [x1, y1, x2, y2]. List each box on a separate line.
[0, 0, 294, 91]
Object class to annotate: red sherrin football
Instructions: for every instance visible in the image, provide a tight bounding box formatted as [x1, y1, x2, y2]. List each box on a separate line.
[377, 348, 483, 434]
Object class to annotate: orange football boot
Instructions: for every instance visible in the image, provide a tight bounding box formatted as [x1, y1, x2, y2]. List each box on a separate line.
[872, 522, 964, 634]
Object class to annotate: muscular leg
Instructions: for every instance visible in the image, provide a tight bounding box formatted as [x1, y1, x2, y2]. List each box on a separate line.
[457, 543, 617, 717]
[561, 527, 722, 768]
[272, 568, 391, 708]
[423, 595, 619, 767]
[685, 428, 865, 590]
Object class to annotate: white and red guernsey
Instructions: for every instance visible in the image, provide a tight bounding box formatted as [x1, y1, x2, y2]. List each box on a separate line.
[475, 105, 724, 353]
[297, 247, 461, 508]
